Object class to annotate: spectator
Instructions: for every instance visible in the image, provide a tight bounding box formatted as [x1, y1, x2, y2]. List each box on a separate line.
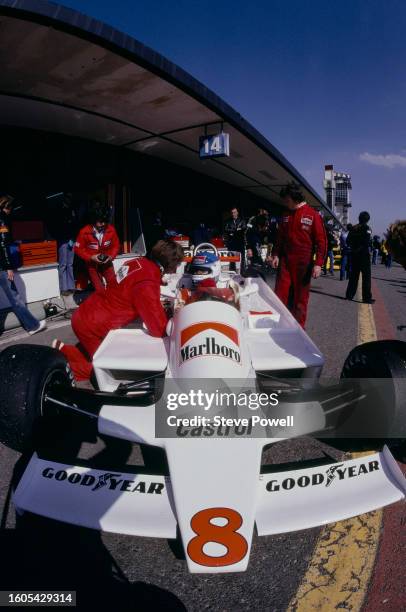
[247, 207, 269, 229]
[224, 206, 247, 269]
[0, 196, 46, 335]
[385, 220, 406, 269]
[323, 222, 337, 275]
[47, 192, 78, 297]
[246, 214, 272, 267]
[372, 235, 381, 265]
[340, 223, 352, 281]
[53, 239, 184, 381]
[74, 202, 120, 292]
[385, 246, 393, 269]
[270, 183, 327, 328]
[345, 211, 374, 304]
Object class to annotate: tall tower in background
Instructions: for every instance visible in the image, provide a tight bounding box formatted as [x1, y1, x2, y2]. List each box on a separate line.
[323, 164, 352, 226]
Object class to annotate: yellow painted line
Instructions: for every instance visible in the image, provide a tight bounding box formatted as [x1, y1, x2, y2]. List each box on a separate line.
[288, 287, 382, 612]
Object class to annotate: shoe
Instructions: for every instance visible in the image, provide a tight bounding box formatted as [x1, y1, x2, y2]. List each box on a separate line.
[363, 298, 375, 304]
[52, 339, 65, 351]
[28, 320, 47, 335]
[345, 296, 353, 300]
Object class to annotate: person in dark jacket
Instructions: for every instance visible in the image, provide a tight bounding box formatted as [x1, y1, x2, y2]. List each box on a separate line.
[345, 211, 374, 303]
[246, 214, 272, 266]
[224, 206, 247, 269]
[0, 196, 46, 335]
[339, 223, 352, 281]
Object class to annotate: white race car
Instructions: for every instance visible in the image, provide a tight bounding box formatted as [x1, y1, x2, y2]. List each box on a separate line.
[0, 244, 405, 573]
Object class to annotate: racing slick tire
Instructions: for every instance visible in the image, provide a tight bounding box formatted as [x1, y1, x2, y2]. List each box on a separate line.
[340, 340, 406, 440]
[0, 344, 74, 452]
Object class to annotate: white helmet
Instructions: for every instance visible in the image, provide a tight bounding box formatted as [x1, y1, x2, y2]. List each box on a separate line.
[187, 251, 221, 286]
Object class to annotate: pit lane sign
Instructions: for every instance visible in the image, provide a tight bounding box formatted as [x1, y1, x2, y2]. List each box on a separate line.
[199, 132, 230, 159]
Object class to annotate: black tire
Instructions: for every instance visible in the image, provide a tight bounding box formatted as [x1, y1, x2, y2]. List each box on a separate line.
[0, 345, 74, 452]
[340, 340, 406, 439]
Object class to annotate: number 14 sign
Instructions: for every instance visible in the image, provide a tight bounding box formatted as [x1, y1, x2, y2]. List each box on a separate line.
[199, 132, 230, 159]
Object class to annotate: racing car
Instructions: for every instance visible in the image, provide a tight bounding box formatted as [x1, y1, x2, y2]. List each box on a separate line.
[0, 243, 405, 573]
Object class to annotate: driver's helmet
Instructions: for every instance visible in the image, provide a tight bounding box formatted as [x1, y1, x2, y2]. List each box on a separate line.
[187, 251, 221, 286]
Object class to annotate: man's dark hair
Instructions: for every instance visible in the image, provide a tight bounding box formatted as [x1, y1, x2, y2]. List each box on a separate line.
[230, 206, 239, 214]
[279, 183, 305, 203]
[150, 239, 184, 273]
[359, 211, 370, 224]
[89, 201, 110, 224]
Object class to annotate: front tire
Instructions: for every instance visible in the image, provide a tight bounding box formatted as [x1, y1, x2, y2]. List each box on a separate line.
[0, 345, 74, 452]
[340, 340, 406, 439]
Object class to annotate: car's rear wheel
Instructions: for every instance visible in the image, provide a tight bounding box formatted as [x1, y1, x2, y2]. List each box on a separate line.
[0, 345, 74, 452]
[340, 340, 406, 442]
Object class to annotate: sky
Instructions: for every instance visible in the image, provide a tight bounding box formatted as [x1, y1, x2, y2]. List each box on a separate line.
[59, 0, 406, 234]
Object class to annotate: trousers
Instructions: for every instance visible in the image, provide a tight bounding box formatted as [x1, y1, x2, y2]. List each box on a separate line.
[87, 262, 116, 292]
[345, 254, 372, 301]
[0, 271, 40, 332]
[275, 257, 312, 328]
[61, 308, 103, 380]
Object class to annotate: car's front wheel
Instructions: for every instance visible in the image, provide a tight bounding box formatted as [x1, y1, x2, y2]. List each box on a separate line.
[0, 345, 74, 452]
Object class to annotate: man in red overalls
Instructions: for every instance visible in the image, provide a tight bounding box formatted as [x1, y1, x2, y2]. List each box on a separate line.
[74, 203, 120, 291]
[270, 184, 327, 328]
[53, 240, 184, 381]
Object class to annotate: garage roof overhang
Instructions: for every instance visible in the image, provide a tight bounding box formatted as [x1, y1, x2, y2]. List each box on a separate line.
[0, 0, 337, 219]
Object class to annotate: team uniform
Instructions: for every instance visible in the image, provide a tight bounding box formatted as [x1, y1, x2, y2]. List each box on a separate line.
[61, 257, 167, 380]
[74, 224, 120, 291]
[273, 203, 327, 328]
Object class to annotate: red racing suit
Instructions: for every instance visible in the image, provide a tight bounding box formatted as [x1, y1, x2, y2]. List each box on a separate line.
[61, 257, 167, 380]
[74, 224, 120, 291]
[273, 203, 327, 328]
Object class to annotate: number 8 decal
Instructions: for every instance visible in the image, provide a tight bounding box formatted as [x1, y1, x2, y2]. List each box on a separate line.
[187, 507, 248, 567]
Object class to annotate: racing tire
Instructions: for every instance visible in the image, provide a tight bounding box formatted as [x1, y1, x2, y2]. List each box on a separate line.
[340, 340, 406, 440]
[0, 344, 75, 453]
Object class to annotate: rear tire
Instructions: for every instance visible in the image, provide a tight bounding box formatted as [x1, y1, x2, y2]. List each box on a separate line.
[0, 345, 74, 452]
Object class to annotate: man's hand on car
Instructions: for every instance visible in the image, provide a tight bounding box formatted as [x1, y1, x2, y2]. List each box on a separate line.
[270, 255, 279, 269]
[312, 265, 322, 279]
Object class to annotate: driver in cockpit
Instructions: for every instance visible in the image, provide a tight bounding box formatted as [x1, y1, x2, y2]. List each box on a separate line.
[180, 251, 239, 309]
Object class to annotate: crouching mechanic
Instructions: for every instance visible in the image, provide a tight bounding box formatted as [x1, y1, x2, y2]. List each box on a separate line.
[74, 203, 120, 292]
[270, 183, 327, 328]
[54, 240, 184, 381]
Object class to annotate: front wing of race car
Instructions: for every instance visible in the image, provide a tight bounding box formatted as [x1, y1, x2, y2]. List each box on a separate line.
[13, 445, 405, 573]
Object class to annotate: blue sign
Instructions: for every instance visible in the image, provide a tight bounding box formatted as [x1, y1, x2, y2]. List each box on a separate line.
[199, 132, 230, 159]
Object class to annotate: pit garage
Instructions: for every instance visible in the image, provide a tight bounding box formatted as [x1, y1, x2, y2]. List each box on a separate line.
[0, 0, 335, 320]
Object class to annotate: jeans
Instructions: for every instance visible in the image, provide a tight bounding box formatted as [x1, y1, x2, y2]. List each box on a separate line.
[58, 241, 75, 292]
[340, 252, 351, 280]
[0, 271, 40, 331]
[372, 248, 378, 265]
[323, 250, 335, 274]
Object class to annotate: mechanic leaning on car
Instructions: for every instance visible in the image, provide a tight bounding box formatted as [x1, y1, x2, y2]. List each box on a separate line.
[54, 239, 184, 381]
[270, 183, 327, 328]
